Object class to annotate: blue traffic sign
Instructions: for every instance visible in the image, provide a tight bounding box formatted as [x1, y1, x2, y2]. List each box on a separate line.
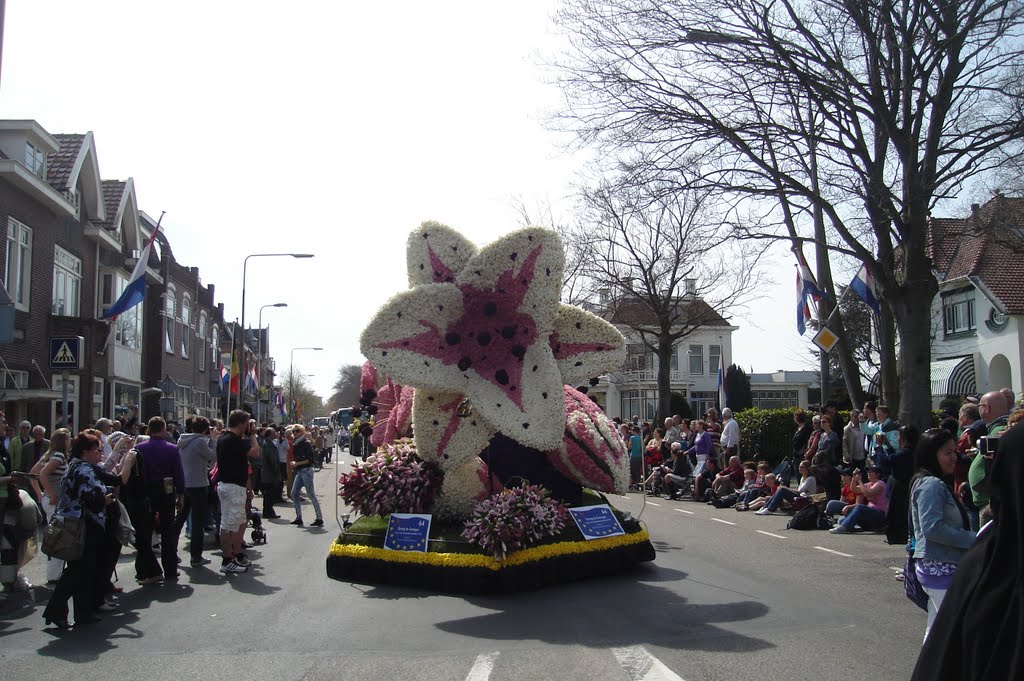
[49, 335, 84, 370]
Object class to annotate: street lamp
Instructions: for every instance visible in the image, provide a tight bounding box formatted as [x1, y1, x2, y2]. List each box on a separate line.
[289, 346, 323, 423]
[256, 302, 288, 420]
[230, 252, 313, 415]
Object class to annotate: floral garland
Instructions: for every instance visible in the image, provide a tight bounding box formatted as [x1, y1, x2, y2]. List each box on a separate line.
[329, 528, 652, 569]
[461, 484, 569, 560]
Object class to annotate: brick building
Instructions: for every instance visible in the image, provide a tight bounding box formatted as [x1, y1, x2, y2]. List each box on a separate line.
[0, 120, 234, 434]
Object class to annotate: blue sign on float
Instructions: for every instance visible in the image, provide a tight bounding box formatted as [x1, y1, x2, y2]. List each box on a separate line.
[383, 513, 432, 552]
[569, 504, 626, 541]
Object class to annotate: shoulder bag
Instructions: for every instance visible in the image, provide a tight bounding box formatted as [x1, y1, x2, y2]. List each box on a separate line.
[41, 514, 86, 561]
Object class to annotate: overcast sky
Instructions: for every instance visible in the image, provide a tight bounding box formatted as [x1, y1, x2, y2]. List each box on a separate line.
[2, 0, 821, 402]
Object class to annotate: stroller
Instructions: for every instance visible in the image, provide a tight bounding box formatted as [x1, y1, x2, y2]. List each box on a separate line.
[249, 509, 267, 546]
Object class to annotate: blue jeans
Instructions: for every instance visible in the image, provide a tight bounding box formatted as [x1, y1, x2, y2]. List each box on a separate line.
[291, 467, 322, 521]
[765, 487, 799, 511]
[825, 500, 848, 516]
[839, 504, 886, 531]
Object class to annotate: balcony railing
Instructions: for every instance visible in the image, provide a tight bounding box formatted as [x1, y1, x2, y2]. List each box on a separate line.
[621, 370, 686, 382]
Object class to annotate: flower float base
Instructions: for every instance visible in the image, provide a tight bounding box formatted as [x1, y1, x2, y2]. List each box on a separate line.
[326, 514, 655, 595]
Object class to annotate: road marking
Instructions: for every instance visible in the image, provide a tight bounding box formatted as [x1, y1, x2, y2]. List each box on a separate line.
[814, 546, 854, 558]
[756, 530, 787, 539]
[889, 566, 902, 571]
[464, 652, 500, 681]
[647, 501, 661, 506]
[674, 509, 695, 515]
[612, 645, 686, 681]
[710, 517, 736, 526]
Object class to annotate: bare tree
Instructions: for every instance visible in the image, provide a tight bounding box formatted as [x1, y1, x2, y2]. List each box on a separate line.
[577, 180, 767, 420]
[281, 367, 323, 421]
[551, 0, 1024, 427]
[327, 363, 363, 412]
[511, 195, 594, 306]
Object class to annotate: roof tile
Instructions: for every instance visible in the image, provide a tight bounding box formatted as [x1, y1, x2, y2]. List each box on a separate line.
[47, 133, 85, 191]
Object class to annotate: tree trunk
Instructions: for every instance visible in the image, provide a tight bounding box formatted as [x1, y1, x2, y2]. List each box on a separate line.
[891, 293, 936, 429]
[831, 308, 866, 407]
[657, 334, 674, 423]
[877, 300, 900, 413]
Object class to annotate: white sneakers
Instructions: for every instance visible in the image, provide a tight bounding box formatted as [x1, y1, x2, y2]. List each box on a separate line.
[754, 508, 772, 516]
[219, 560, 248, 574]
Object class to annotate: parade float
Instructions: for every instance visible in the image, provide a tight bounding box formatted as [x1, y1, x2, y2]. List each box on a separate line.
[327, 222, 655, 593]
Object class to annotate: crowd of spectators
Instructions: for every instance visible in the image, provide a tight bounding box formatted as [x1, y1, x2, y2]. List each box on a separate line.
[1, 408, 337, 627]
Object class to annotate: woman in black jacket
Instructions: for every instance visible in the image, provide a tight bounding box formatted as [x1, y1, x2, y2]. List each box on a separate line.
[883, 424, 920, 545]
[789, 410, 812, 487]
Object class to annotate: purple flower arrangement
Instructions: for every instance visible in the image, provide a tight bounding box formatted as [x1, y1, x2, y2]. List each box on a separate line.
[461, 484, 569, 560]
[338, 441, 444, 517]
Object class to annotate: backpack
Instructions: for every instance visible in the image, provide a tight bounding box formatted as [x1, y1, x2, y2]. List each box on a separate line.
[786, 504, 834, 531]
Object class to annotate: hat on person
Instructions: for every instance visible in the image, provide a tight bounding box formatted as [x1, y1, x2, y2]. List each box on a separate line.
[107, 431, 128, 448]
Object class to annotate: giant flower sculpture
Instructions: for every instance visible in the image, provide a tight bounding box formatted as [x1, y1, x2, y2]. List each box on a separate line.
[360, 222, 627, 512]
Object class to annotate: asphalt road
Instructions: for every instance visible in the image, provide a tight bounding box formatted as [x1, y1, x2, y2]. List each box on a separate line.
[1, 452, 926, 680]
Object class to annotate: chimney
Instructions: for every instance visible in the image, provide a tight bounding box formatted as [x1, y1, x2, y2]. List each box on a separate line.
[684, 278, 697, 296]
[971, 203, 980, 214]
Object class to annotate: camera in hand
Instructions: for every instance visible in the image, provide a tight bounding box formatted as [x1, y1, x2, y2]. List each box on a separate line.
[979, 436, 1000, 457]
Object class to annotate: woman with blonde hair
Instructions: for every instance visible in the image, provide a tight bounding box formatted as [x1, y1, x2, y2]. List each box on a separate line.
[288, 424, 323, 527]
[29, 428, 72, 583]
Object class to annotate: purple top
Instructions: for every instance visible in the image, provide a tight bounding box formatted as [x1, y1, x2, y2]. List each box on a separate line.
[685, 431, 712, 457]
[136, 436, 185, 494]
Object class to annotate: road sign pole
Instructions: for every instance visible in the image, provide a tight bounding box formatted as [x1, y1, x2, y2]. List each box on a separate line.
[61, 369, 69, 431]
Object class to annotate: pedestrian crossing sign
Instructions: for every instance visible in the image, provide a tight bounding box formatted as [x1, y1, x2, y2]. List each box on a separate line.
[49, 335, 84, 370]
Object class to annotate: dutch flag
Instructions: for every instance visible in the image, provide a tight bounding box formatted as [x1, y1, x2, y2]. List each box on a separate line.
[100, 220, 160, 320]
[795, 248, 827, 336]
[850, 264, 881, 315]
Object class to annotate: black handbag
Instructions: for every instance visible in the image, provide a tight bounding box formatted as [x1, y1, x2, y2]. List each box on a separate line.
[41, 514, 86, 561]
[904, 555, 929, 611]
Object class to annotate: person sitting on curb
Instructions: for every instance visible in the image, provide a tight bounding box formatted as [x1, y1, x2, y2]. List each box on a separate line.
[755, 460, 817, 515]
[660, 443, 692, 500]
[745, 474, 780, 513]
[830, 466, 890, 533]
[710, 455, 745, 502]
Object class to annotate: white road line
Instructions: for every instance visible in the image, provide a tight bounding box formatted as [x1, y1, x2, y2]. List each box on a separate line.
[674, 509, 695, 515]
[710, 517, 736, 526]
[464, 652, 500, 681]
[756, 530, 787, 539]
[612, 645, 686, 681]
[814, 546, 854, 558]
[647, 501, 661, 506]
[889, 566, 902, 571]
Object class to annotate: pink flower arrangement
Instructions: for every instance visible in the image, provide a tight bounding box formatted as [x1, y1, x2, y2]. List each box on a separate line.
[338, 441, 444, 517]
[461, 484, 569, 560]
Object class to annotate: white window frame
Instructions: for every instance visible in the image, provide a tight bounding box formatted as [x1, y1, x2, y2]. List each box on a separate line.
[198, 313, 208, 371]
[5, 218, 33, 311]
[52, 245, 83, 317]
[708, 344, 721, 376]
[211, 324, 219, 372]
[25, 141, 46, 178]
[3, 370, 29, 390]
[92, 377, 105, 422]
[181, 293, 191, 359]
[942, 291, 975, 336]
[164, 286, 176, 354]
[688, 344, 704, 375]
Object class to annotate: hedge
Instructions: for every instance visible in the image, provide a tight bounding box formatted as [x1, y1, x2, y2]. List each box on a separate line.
[735, 408, 800, 466]
[734, 407, 945, 466]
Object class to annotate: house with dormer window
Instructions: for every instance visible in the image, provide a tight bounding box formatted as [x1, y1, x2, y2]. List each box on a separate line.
[590, 287, 739, 420]
[0, 119, 230, 432]
[927, 195, 1024, 405]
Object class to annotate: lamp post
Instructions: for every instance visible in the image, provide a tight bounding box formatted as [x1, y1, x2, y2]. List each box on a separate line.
[289, 346, 322, 423]
[256, 302, 288, 420]
[231, 252, 313, 416]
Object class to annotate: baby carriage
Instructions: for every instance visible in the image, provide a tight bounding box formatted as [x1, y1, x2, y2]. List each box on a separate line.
[249, 510, 267, 546]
